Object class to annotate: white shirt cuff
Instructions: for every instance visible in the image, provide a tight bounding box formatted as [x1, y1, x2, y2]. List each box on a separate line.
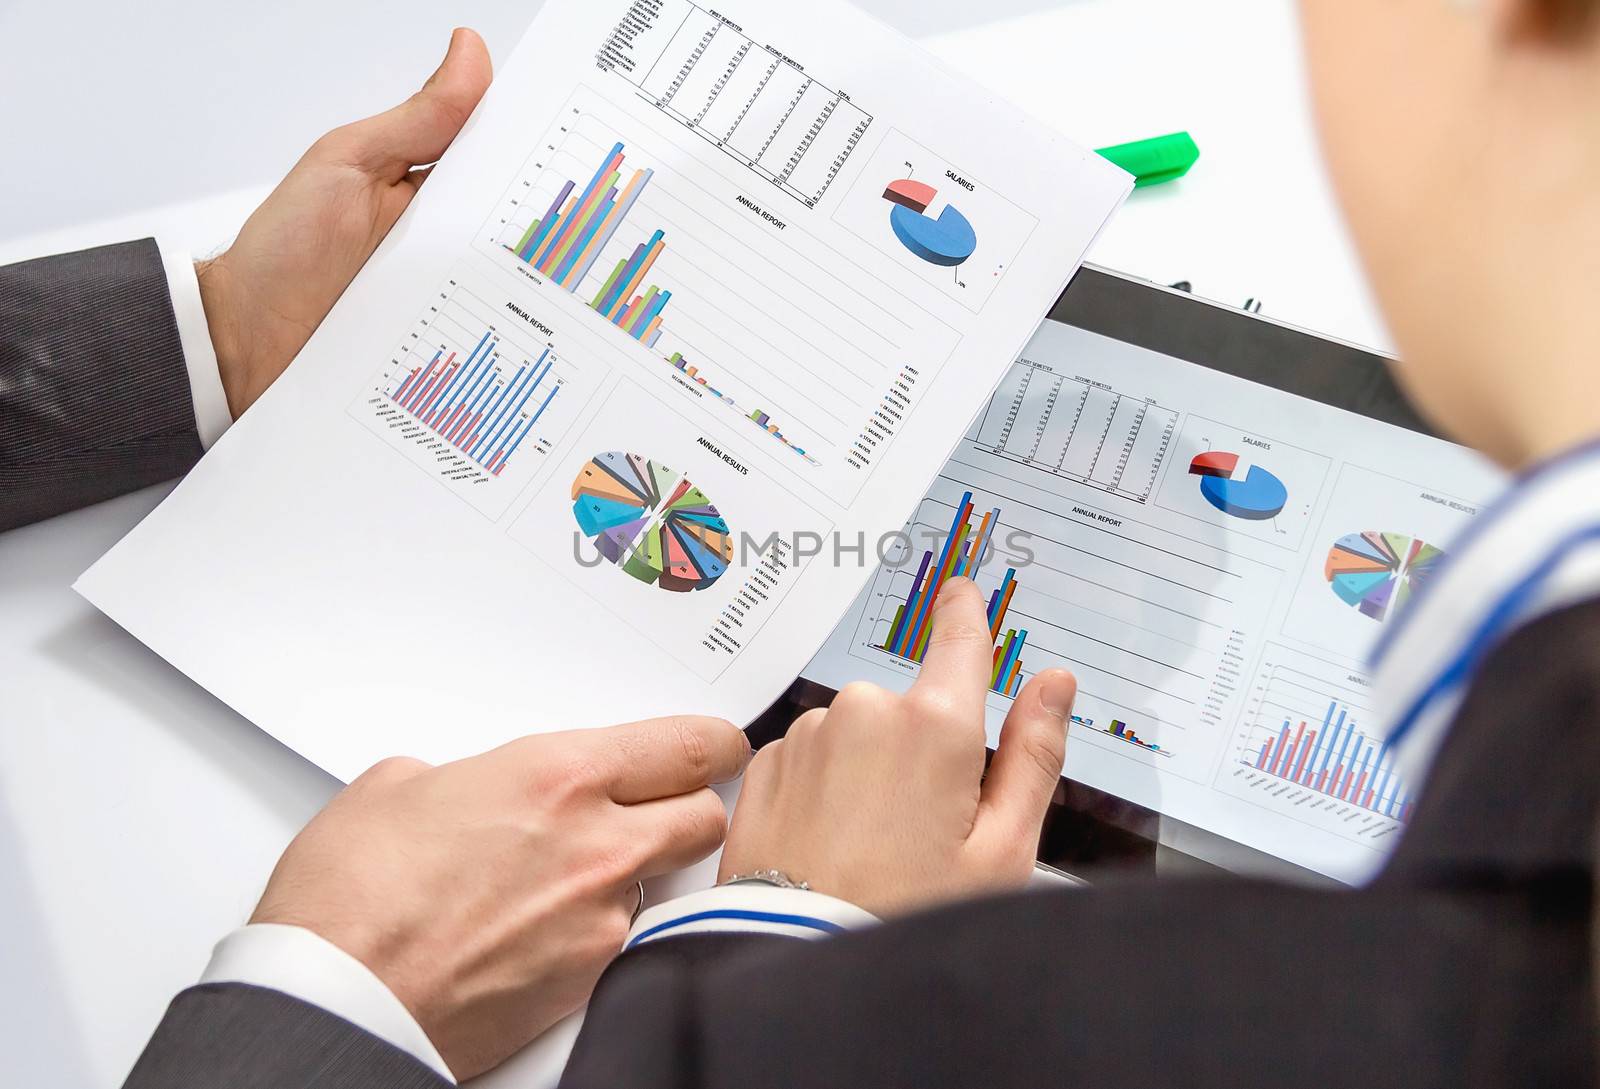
[200, 923, 454, 1083]
[626, 883, 879, 951]
[157, 243, 232, 449]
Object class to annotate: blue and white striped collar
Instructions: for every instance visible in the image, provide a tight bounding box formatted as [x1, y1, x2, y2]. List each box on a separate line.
[1374, 437, 1600, 783]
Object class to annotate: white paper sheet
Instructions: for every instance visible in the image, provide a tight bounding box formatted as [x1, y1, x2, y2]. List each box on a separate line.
[76, 0, 1129, 782]
[801, 318, 1508, 881]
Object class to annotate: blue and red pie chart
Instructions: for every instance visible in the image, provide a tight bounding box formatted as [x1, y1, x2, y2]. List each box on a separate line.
[881, 178, 978, 267]
[1187, 450, 1289, 520]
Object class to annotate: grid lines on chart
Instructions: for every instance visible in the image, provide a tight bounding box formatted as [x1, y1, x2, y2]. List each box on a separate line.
[973, 360, 1179, 504]
[598, 0, 873, 208]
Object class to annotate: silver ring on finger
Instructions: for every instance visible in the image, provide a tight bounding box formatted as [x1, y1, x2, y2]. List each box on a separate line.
[631, 879, 646, 924]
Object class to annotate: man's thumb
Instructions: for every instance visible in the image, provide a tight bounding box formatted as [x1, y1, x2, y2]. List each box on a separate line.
[977, 669, 1074, 847]
[336, 28, 493, 179]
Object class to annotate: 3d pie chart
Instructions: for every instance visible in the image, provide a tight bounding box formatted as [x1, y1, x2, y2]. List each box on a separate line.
[571, 451, 732, 593]
[882, 178, 977, 267]
[1324, 531, 1444, 622]
[1188, 451, 1288, 520]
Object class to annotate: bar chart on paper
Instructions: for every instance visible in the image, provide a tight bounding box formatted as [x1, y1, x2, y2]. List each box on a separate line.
[386, 335, 561, 477]
[502, 138, 677, 347]
[482, 91, 960, 491]
[491, 128, 818, 462]
[1220, 644, 1412, 846]
[352, 277, 597, 515]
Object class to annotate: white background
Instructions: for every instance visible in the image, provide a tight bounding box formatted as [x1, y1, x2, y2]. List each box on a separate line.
[0, 1, 1391, 1085]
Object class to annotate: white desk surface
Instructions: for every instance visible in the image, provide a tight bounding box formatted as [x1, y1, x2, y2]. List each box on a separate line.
[0, 1, 1388, 1084]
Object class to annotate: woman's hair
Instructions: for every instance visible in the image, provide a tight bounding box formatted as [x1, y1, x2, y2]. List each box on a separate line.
[1540, 0, 1600, 33]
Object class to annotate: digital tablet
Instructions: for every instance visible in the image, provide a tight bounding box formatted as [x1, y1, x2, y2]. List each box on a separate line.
[753, 265, 1506, 884]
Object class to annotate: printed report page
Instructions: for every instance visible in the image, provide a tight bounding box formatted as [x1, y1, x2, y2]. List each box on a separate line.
[803, 318, 1507, 881]
[76, 0, 1130, 782]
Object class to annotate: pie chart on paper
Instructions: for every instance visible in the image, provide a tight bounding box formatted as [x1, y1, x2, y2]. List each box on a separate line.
[1187, 451, 1289, 521]
[570, 451, 733, 593]
[1324, 531, 1444, 623]
[882, 178, 978, 267]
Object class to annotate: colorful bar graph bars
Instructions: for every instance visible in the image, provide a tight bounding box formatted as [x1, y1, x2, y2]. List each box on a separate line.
[1250, 700, 1412, 821]
[507, 142, 823, 467]
[508, 141, 673, 345]
[666, 352, 812, 461]
[1070, 714, 1173, 757]
[389, 331, 561, 476]
[878, 492, 1027, 697]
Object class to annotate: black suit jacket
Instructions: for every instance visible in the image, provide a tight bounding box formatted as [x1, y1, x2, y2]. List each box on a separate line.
[555, 599, 1600, 1089]
[0, 238, 202, 532]
[120, 600, 1600, 1088]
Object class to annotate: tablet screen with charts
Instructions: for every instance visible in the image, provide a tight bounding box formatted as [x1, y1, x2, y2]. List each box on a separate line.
[787, 265, 1506, 883]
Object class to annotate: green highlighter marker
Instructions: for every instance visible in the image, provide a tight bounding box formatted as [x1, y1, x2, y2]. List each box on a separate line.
[1096, 132, 1200, 188]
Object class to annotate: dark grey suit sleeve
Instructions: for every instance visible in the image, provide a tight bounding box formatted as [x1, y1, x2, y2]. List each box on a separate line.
[0, 237, 203, 532]
[123, 983, 450, 1089]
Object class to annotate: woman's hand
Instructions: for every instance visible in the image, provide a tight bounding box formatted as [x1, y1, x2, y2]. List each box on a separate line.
[719, 577, 1076, 917]
[198, 28, 493, 418]
[250, 716, 749, 1080]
